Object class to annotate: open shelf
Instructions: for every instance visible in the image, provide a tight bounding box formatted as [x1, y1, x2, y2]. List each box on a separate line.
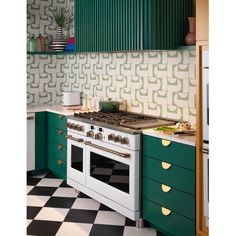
[27, 51, 77, 55]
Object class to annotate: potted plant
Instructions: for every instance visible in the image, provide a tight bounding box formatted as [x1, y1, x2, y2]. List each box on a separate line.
[49, 7, 73, 51]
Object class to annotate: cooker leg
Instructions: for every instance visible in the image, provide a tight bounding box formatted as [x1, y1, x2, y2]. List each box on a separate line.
[135, 218, 144, 228]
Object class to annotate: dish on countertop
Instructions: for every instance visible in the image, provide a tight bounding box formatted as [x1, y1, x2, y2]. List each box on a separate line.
[153, 125, 195, 135]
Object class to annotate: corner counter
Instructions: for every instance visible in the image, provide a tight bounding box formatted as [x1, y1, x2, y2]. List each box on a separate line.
[142, 129, 196, 146]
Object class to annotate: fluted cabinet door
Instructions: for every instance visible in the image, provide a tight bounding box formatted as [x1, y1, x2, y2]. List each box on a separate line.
[75, 0, 194, 52]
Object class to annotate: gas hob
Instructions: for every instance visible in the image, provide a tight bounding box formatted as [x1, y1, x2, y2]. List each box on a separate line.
[72, 111, 176, 132]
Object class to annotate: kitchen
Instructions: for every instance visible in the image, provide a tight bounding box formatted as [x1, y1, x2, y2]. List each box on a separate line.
[3, 0, 235, 235]
[26, 0, 202, 235]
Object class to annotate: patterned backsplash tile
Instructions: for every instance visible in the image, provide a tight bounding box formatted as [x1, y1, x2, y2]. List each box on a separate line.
[27, 50, 196, 124]
[27, 0, 196, 124]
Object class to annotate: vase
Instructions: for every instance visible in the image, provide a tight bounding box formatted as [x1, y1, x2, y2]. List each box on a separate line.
[51, 26, 67, 52]
[185, 17, 196, 45]
[36, 34, 45, 52]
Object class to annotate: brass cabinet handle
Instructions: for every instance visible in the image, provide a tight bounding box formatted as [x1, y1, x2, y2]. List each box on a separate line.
[161, 162, 172, 169]
[57, 129, 64, 135]
[161, 139, 171, 147]
[57, 159, 63, 165]
[57, 144, 63, 150]
[58, 114, 64, 120]
[161, 184, 172, 193]
[161, 207, 171, 216]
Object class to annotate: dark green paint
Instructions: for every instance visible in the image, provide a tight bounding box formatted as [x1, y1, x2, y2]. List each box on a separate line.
[143, 156, 195, 195]
[47, 112, 67, 179]
[48, 127, 67, 146]
[75, 0, 194, 52]
[47, 112, 67, 131]
[143, 177, 195, 220]
[143, 199, 195, 236]
[47, 155, 67, 180]
[143, 135, 196, 171]
[48, 141, 67, 162]
[35, 112, 47, 170]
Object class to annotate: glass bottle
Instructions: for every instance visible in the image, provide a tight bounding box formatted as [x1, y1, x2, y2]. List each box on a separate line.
[36, 34, 45, 52]
[27, 35, 36, 52]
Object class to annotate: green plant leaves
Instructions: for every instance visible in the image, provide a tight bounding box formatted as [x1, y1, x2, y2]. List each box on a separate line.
[50, 7, 73, 28]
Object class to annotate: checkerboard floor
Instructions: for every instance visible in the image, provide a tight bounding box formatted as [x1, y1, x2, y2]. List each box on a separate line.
[27, 172, 161, 236]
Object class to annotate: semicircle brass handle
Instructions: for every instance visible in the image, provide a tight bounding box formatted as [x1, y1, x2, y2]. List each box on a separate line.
[57, 160, 63, 165]
[161, 184, 172, 193]
[57, 129, 64, 135]
[58, 114, 64, 119]
[161, 139, 171, 147]
[161, 207, 171, 216]
[162, 162, 172, 170]
[57, 144, 63, 150]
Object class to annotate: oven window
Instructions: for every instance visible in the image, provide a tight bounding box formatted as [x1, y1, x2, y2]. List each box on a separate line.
[71, 145, 83, 172]
[90, 152, 129, 194]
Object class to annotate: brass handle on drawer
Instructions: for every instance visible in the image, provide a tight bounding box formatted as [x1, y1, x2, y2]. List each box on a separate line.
[162, 162, 172, 169]
[161, 184, 171, 193]
[58, 114, 64, 119]
[57, 144, 63, 150]
[161, 139, 171, 147]
[57, 159, 63, 165]
[161, 207, 171, 216]
[57, 129, 64, 135]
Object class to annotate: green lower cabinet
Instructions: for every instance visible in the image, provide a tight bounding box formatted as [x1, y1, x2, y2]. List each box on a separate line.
[48, 141, 67, 162]
[48, 127, 67, 146]
[35, 112, 47, 171]
[47, 156, 66, 180]
[47, 112, 67, 180]
[143, 199, 195, 236]
[48, 112, 67, 131]
[143, 156, 195, 195]
[143, 177, 195, 220]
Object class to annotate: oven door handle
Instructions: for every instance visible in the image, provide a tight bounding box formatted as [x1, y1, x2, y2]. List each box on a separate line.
[66, 135, 84, 143]
[84, 141, 130, 158]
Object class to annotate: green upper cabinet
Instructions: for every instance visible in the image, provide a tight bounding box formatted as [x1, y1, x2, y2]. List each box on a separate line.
[75, 0, 194, 52]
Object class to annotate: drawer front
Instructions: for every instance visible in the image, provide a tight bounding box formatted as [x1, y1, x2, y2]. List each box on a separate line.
[48, 112, 67, 130]
[143, 156, 195, 195]
[47, 156, 66, 179]
[143, 199, 195, 236]
[48, 127, 67, 146]
[143, 177, 195, 220]
[143, 135, 195, 171]
[48, 141, 67, 162]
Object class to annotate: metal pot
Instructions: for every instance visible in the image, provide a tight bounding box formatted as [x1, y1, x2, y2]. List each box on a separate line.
[99, 98, 120, 112]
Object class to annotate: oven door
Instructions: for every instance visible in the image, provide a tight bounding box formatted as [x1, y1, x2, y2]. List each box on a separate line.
[84, 140, 139, 211]
[67, 132, 86, 185]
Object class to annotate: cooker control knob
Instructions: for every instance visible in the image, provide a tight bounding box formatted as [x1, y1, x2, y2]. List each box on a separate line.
[74, 125, 80, 130]
[71, 124, 77, 130]
[122, 137, 129, 145]
[87, 130, 94, 138]
[116, 135, 122, 143]
[79, 125, 85, 132]
[95, 133, 103, 141]
[108, 133, 116, 141]
[67, 122, 73, 129]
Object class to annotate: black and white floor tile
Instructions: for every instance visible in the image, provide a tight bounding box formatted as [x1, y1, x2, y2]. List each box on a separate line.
[27, 172, 160, 236]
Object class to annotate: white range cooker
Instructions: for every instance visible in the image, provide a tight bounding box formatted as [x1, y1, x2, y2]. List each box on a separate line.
[66, 111, 176, 225]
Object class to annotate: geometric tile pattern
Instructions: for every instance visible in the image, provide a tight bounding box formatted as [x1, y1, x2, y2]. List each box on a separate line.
[27, 1, 196, 125]
[27, 0, 74, 52]
[27, 172, 159, 236]
[27, 49, 196, 124]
